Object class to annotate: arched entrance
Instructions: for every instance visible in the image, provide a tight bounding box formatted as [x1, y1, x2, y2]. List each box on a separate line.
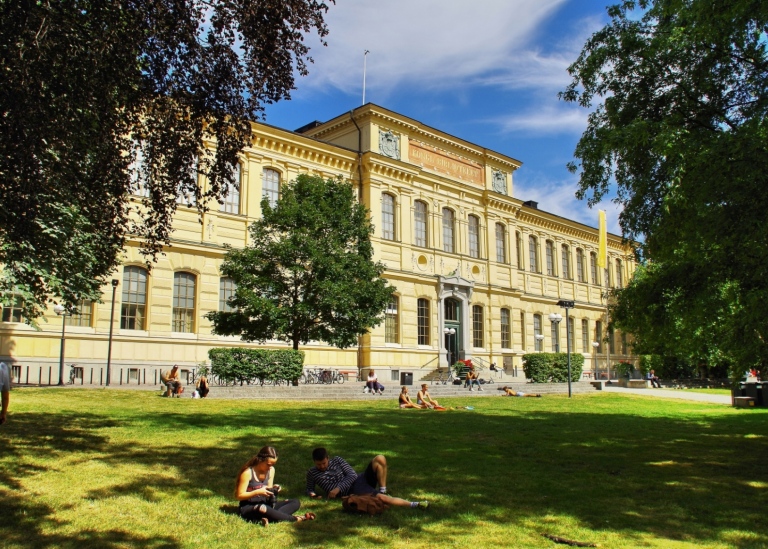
[437, 274, 474, 367]
[444, 298, 461, 366]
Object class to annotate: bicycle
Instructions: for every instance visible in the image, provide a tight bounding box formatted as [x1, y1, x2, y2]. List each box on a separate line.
[433, 367, 456, 385]
[299, 369, 321, 384]
[319, 369, 345, 384]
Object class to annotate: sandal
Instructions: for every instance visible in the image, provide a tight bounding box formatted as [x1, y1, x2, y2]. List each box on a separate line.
[301, 512, 316, 521]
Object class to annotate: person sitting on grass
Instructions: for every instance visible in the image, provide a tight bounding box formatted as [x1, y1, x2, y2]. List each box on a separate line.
[398, 386, 423, 409]
[500, 386, 542, 398]
[236, 446, 316, 527]
[161, 365, 182, 397]
[195, 375, 210, 398]
[416, 384, 444, 409]
[305, 448, 428, 509]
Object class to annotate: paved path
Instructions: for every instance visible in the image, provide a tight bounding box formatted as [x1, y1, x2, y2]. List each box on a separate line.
[603, 385, 731, 404]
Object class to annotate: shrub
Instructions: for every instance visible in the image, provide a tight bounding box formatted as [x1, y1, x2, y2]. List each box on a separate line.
[522, 353, 584, 383]
[208, 348, 304, 384]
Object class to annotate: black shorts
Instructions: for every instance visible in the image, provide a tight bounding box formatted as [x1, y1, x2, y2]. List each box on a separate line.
[350, 461, 378, 496]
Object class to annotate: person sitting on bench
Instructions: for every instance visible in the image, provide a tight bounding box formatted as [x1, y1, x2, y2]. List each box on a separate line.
[646, 369, 661, 388]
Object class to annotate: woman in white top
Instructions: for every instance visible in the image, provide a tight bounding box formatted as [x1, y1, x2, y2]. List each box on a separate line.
[366, 369, 381, 394]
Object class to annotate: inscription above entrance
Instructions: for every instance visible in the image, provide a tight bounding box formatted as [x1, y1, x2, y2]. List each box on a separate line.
[408, 140, 483, 186]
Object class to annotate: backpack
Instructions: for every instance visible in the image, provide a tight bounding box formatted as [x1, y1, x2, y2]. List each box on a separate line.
[341, 494, 390, 515]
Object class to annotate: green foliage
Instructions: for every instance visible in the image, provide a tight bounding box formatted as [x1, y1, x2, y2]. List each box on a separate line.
[207, 174, 394, 350]
[614, 360, 635, 378]
[562, 0, 768, 374]
[208, 348, 304, 384]
[0, 1, 333, 319]
[522, 353, 584, 383]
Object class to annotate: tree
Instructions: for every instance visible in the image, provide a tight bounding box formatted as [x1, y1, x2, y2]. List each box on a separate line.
[561, 0, 768, 371]
[206, 175, 394, 350]
[0, 0, 333, 320]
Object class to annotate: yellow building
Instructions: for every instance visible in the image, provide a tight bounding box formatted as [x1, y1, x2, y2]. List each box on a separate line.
[0, 104, 634, 386]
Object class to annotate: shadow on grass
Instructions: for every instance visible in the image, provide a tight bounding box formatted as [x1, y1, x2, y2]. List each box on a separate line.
[2, 393, 768, 548]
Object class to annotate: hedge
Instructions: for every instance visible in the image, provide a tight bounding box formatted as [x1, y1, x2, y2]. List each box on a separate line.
[208, 348, 304, 385]
[522, 353, 584, 383]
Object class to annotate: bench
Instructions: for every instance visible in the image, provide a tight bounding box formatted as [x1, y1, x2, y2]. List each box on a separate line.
[590, 381, 606, 390]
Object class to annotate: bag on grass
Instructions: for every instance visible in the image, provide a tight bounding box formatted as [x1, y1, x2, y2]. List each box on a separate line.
[341, 494, 389, 515]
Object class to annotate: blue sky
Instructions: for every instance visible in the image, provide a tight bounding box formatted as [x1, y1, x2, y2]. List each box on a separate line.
[263, 0, 622, 234]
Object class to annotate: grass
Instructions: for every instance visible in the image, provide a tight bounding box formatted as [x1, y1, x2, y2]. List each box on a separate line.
[1, 389, 767, 549]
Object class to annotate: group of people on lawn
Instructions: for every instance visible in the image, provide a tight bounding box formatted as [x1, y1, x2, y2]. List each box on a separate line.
[235, 446, 429, 527]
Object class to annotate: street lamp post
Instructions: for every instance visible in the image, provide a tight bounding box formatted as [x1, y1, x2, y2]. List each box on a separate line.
[592, 341, 600, 380]
[548, 312, 562, 352]
[53, 304, 68, 386]
[106, 279, 119, 387]
[557, 300, 575, 398]
[443, 328, 456, 367]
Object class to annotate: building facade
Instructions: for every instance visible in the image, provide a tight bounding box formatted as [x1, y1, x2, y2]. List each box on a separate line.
[0, 104, 634, 385]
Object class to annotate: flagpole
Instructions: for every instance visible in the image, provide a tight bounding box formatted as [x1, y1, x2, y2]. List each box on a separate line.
[363, 50, 370, 105]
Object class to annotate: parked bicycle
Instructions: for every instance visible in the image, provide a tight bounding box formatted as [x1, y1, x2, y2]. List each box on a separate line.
[299, 369, 321, 384]
[320, 369, 345, 384]
[433, 367, 456, 385]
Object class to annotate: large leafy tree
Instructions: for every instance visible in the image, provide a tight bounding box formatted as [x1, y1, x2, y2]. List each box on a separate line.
[207, 175, 394, 350]
[561, 0, 768, 370]
[0, 0, 333, 320]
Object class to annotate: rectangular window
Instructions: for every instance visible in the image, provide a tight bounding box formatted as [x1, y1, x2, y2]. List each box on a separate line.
[562, 245, 570, 279]
[176, 158, 199, 207]
[501, 308, 511, 349]
[382, 194, 395, 240]
[385, 298, 399, 343]
[1, 293, 23, 323]
[616, 259, 624, 288]
[551, 320, 560, 352]
[568, 317, 575, 352]
[417, 298, 430, 345]
[442, 209, 454, 253]
[472, 305, 483, 347]
[414, 201, 427, 247]
[533, 314, 542, 351]
[495, 224, 506, 263]
[582, 319, 589, 352]
[172, 272, 196, 333]
[520, 312, 526, 351]
[529, 236, 538, 273]
[516, 231, 524, 270]
[262, 168, 280, 208]
[595, 321, 603, 352]
[220, 163, 241, 214]
[468, 215, 480, 258]
[546, 241, 555, 276]
[65, 299, 93, 327]
[590, 253, 598, 285]
[605, 267, 611, 288]
[219, 277, 236, 312]
[576, 249, 585, 282]
[121, 267, 147, 330]
[621, 332, 628, 354]
[608, 327, 615, 354]
[129, 143, 150, 197]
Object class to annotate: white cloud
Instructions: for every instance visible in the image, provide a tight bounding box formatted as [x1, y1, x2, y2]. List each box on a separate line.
[495, 103, 589, 135]
[303, 0, 568, 95]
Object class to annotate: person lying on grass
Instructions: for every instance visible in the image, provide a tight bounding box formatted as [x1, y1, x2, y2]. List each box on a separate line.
[399, 386, 424, 408]
[306, 448, 428, 509]
[235, 446, 316, 527]
[416, 384, 445, 409]
[500, 386, 542, 398]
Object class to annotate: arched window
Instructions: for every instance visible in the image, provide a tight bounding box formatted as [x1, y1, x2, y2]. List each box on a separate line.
[590, 252, 599, 285]
[219, 277, 236, 312]
[545, 240, 555, 276]
[220, 163, 241, 214]
[262, 168, 280, 208]
[581, 319, 589, 352]
[520, 311, 526, 351]
[381, 193, 396, 240]
[472, 305, 484, 347]
[414, 200, 428, 247]
[550, 316, 560, 352]
[616, 259, 624, 288]
[468, 215, 480, 258]
[595, 320, 603, 352]
[495, 223, 507, 263]
[500, 308, 511, 348]
[385, 297, 399, 343]
[533, 314, 543, 351]
[576, 248, 585, 282]
[173, 272, 196, 333]
[442, 208, 455, 253]
[176, 157, 199, 207]
[516, 231, 524, 270]
[608, 326, 616, 353]
[529, 235, 539, 273]
[561, 244, 571, 279]
[568, 317, 575, 352]
[121, 266, 148, 330]
[417, 298, 430, 345]
[65, 299, 93, 327]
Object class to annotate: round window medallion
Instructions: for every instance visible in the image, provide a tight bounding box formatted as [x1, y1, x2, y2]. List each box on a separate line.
[417, 255, 428, 270]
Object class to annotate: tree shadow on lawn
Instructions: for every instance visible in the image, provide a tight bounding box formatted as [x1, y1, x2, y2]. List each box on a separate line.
[3, 400, 768, 548]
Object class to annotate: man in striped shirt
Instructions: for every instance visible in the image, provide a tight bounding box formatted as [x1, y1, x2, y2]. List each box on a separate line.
[306, 448, 428, 509]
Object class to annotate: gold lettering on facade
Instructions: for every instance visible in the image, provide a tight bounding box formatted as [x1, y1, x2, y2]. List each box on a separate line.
[408, 140, 484, 186]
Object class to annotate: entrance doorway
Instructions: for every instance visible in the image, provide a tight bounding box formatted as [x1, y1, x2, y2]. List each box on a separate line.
[444, 298, 462, 366]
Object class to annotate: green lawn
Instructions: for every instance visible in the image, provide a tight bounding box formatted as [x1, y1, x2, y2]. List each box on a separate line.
[1, 389, 767, 549]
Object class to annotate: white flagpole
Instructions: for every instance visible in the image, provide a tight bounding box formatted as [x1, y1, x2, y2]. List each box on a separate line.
[363, 50, 370, 105]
